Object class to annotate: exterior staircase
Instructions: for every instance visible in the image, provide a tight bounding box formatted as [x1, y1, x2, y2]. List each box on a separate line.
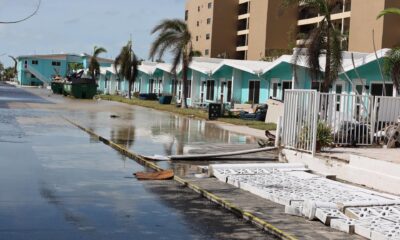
[25, 65, 50, 85]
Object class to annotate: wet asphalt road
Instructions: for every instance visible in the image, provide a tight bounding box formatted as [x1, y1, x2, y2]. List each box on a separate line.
[0, 84, 274, 240]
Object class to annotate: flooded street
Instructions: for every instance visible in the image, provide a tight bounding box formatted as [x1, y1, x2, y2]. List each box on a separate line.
[0, 84, 274, 239]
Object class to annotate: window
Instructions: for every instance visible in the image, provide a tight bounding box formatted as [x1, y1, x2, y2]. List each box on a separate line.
[206, 33, 210, 40]
[335, 84, 343, 111]
[282, 81, 292, 101]
[52, 61, 61, 66]
[172, 79, 178, 96]
[158, 79, 163, 95]
[185, 10, 189, 20]
[206, 80, 215, 100]
[196, 36, 199, 41]
[105, 77, 108, 88]
[311, 81, 322, 91]
[32, 60, 38, 65]
[208, 2, 212, 8]
[371, 83, 393, 97]
[31, 74, 36, 79]
[205, 49, 209, 56]
[197, 21, 199, 27]
[272, 83, 278, 98]
[207, 18, 211, 24]
[149, 79, 155, 93]
[198, 6, 200, 12]
[249, 80, 260, 104]
[227, 81, 232, 102]
[185, 80, 192, 98]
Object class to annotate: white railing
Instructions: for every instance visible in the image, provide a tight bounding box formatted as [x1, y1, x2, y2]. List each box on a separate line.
[373, 96, 400, 142]
[282, 90, 319, 155]
[282, 90, 400, 155]
[318, 93, 374, 146]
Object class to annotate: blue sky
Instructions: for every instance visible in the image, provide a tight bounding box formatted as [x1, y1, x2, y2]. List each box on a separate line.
[0, 0, 185, 66]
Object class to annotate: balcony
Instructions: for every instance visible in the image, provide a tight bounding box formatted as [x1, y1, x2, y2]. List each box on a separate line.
[237, 18, 248, 31]
[238, 2, 249, 15]
[236, 35, 247, 47]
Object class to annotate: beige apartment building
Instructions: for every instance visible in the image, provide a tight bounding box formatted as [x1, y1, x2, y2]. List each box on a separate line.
[185, 0, 400, 60]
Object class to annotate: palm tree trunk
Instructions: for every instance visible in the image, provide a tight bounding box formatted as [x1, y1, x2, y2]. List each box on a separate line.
[128, 78, 132, 99]
[324, 27, 331, 93]
[182, 61, 189, 108]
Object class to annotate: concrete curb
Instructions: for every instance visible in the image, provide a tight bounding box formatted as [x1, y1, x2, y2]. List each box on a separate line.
[64, 117, 298, 240]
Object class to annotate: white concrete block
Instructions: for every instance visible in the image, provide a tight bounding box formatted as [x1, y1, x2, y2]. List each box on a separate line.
[285, 205, 303, 217]
[330, 218, 355, 234]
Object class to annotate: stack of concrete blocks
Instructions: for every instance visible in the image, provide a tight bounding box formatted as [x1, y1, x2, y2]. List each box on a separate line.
[209, 163, 400, 240]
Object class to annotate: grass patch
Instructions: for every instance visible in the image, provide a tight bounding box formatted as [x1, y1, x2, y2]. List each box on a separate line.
[98, 95, 277, 131]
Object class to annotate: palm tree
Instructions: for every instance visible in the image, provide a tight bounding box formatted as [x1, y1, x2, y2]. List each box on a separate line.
[377, 8, 400, 94]
[149, 19, 195, 108]
[114, 40, 139, 99]
[8, 56, 18, 82]
[285, 0, 344, 92]
[88, 46, 107, 80]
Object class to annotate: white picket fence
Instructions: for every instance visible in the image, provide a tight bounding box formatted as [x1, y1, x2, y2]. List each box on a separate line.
[281, 90, 400, 155]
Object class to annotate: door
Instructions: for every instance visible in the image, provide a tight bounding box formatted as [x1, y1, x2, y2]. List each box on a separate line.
[227, 81, 232, 103]
[249, 80, 260, 104]
[282, 81, 292, 101]
[334, 83, 344, 112]
[200, 81, 206, 103]
[220, 81, 226, 103]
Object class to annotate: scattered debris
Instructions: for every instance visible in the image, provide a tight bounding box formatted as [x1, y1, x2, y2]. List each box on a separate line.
[134, 170, 174, 180]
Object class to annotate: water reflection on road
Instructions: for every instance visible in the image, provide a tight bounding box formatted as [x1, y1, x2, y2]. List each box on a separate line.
[69, 106, 258, 158]
[0, 86, 273, 240]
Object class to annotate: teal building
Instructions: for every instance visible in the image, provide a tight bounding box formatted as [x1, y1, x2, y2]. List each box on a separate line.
[17, 53, 113, 86]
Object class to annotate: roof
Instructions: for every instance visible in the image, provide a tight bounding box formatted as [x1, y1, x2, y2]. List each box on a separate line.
[176, 57, 223, 75]
[17, 53, 114, 64]
[213, 59, 273, 75]
[17, 54, 74, 60]
[100, 65, 116, 75]
[155, 63, 173, 73]
[341, 49, 390, 72]
[138, 62, 158, 75]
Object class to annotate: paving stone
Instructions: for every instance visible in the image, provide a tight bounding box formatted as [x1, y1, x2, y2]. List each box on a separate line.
[210, 163, 400, 239]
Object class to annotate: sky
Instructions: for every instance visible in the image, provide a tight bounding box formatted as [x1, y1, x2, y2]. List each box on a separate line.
[0, 0, 185, 67]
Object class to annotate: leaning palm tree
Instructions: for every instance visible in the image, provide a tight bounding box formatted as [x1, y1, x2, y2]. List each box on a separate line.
[88, 46, 107, 80]
[149, 19, 195, 108]
[8, 56, 18, 80]
[114, 40, 139, 99]
[285, 0, 343, 92]
[377, 8, 400, 94]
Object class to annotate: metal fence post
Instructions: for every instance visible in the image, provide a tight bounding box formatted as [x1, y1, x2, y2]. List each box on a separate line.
[275, 116, 282, 148]
[311, 91, 320, 156]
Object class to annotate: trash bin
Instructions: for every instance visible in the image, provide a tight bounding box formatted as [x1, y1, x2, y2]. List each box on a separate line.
[63, 78, 98, 99]
[208, 103, 222, 120]
[51, 81, 64, 94]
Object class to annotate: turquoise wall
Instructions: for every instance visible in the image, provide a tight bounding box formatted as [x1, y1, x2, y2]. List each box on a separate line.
[18, 55, 112, 86]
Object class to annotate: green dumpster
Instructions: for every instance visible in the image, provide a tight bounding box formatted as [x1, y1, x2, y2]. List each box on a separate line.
[51, 81, 64, 94]
[63, 78, 97, 99]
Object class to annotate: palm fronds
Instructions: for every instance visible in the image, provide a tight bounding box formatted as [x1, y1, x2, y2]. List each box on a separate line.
[150, 19, 194, 108]
[288, 0, 344, 92]
[383, 47, 400, 94]
[115, 40, 139, 99]
[89, 46, 107, 80]
[377, 8, 400, 19]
